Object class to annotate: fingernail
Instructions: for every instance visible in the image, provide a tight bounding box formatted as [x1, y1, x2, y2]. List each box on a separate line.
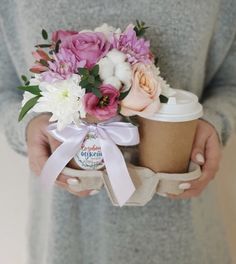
[68, 185, 82, 192]
[89, 190, 100, 196]
[196, 153, 205, 163]
[178, 183, 191, 190]
[157, 192, 167, 197]
[67, 178, 79, 186]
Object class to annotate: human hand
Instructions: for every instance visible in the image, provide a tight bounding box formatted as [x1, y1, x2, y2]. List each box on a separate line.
[166, 119, 222, 199]
[26, 114, 98, 197]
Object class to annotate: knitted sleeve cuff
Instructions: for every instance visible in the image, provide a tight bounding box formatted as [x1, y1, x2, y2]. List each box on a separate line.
[200, 106, 232, 146]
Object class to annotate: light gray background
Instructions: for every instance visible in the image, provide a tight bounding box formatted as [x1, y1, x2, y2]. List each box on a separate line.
[0, 134, 236, 264]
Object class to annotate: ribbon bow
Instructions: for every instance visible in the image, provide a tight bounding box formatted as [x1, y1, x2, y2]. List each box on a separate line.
[40, 120, 140, 206]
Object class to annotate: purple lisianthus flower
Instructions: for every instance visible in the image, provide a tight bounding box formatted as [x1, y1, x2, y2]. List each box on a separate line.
[60, 32, 111, 69]
[112, 24, 151, 64]
[41, 48, 85, 82]
[83, 84, 120, 120]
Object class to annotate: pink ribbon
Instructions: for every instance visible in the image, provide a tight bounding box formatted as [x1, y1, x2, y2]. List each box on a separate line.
[40, 120, 140, 206]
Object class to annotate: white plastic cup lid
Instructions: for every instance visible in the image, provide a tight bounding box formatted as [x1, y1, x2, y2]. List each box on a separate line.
[147, 89, 203, 122]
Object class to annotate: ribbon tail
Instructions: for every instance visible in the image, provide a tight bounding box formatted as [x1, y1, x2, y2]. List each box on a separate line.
[99, 138, 136, 207]
[40, 131, 88, 188]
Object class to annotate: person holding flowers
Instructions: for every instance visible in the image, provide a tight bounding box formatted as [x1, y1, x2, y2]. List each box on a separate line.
[0, 1, 235, 263]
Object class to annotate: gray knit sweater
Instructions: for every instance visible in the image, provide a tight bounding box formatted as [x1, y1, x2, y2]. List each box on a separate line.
[0, 0, 236, 155]
[1, 1, 235, 264]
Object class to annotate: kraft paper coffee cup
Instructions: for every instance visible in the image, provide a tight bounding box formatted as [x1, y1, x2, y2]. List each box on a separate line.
[138, 89, 203, 174]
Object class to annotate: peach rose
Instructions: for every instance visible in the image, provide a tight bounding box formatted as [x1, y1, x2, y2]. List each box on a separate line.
[120, 63, 161, 117]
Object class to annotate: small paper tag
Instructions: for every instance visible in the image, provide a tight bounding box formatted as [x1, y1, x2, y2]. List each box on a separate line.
[73, 132, 105, 170]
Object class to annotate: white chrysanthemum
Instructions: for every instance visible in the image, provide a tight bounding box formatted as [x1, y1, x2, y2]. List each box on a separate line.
[155, 67, 176, 97]
[33, 74, 86, 130]
[21, 91, 35, 108]
[98, 49, 132, 90]
[94, 23, 121, 40]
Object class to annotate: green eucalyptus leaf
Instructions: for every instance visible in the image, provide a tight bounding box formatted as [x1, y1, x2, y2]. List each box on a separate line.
[17, 85, 41, 96]
[18, 95, 40, 122]
[42, 29, 48, 40]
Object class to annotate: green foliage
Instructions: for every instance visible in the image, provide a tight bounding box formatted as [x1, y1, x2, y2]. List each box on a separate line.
[18, 95, 41, 122]
[17, 85, 41, 96]
[42, 29, 48, 40]
[21, 75, 28, 83]
[55, 39, 61, 53]
[134, 20, 149, 37]
[35, 44, 52, 48]
[159, 94, 169, 103]
[21, 75, 30, 85]
[77, 64, 102, 98]
[119, 88, 131, 100]
[39, 59, 49, 67]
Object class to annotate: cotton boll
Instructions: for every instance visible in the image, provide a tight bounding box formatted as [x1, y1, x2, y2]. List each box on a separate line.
[115, 62, 132, 87]
[106, 49, 126, 65]
[104, 76, 122, 90]
[94, 24, 121, 40]
[98, 57, 114, 80]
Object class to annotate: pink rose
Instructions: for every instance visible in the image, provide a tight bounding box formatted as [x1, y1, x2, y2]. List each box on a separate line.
[83, 84, 120, 120]
[120, 63, 161, 117]
[60, 32, 111, 68]
[51, 30, 78, 43]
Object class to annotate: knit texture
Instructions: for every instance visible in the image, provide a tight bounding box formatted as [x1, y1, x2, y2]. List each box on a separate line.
[0, 0, 235, 263]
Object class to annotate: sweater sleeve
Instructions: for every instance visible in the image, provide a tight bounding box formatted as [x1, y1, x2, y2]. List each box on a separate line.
[0, 20, 38, 156]
[201, 34, 236, 146]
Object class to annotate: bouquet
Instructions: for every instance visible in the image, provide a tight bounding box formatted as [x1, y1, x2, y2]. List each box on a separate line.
[18, 21, 174, 206]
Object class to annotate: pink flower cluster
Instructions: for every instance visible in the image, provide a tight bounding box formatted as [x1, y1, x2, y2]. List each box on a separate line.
[29, 23, 163, 122]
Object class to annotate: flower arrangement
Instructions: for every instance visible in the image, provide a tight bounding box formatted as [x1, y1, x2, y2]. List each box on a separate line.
[17, 21, 175, 206]
[18, 21, 173, 129]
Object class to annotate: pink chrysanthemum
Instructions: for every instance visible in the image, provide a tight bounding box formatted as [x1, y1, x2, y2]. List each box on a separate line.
[112, 25, 151, 64]
[41, 48, 85, 82]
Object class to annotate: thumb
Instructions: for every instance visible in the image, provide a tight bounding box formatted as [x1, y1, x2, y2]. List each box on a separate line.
[191, 129, 208, 165]
[27, 141, 50, 176]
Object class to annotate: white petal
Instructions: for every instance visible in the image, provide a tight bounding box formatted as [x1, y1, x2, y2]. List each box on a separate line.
[22, 91, 35, 107]
[103, 76, 122, 90]
[94, 24, 121, 40]
[106, 49, 126, 64]
[98, 58, 114, 80]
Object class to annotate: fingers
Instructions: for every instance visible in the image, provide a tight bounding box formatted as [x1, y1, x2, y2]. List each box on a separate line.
[167, 188, 203, 199]
[191, 123, 208, 165]
[166, 120, 222, 200]
[27, 141, 50, 176]
[201, 132, 221, 181]
[48, 134, 62, 152]
[56, 173, 99, 197]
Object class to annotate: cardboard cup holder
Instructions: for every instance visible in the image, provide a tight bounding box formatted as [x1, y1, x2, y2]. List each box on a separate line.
[155, 161, 202, 196]
[61, 161, 201, 206]
[103, 163, 160, 206]
[62, 167, 104, 192]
